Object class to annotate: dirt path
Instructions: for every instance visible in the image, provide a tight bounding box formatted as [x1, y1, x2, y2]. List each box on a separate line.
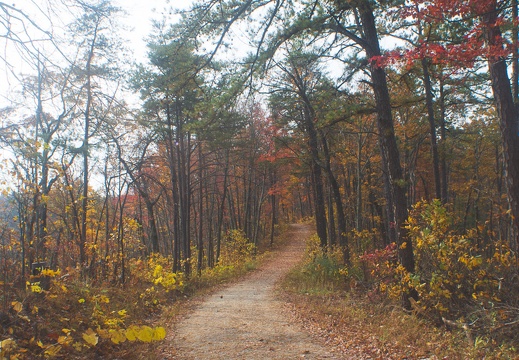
[170, 224, 339, 359]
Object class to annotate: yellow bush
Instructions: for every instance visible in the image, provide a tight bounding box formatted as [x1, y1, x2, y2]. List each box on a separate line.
[142, 254, 185, 292]
[379, 200, 519, 329]
[219, 229, 256, 266]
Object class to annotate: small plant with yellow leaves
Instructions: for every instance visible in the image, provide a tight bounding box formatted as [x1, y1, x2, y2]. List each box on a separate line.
[219, 229, 256, 266]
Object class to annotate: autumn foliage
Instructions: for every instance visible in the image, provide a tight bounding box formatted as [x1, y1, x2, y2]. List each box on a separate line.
[355, 200, 519, 343]
[2, 0, 519, 357]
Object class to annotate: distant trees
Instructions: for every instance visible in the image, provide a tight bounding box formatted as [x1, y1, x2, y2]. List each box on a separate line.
[268, 47, 329, 249]
[267, 44, 351, 261]
[67, 0, 124, 273]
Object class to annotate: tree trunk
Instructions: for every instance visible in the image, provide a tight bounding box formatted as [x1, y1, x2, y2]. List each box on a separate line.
[145, 198, 160, 253]
[320, 130, 349, 262]
[197, 143, 204, 275]
[483, 4, 519, 248]
[439, 76, 449, 203]
[176, 109, 191, 276]
[305, 106, 328, 247]
[269, 168, 277, 246]
[355, 133, 363, 232]
[79, 33, 98, 276]
[216, 150, 230, 263]
[357, 1, 415, 276]
[422, 58, 442, 201]
[165, 102, 181, 272]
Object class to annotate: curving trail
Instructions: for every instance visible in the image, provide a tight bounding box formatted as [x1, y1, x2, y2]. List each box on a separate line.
[170, 224, 339, 359]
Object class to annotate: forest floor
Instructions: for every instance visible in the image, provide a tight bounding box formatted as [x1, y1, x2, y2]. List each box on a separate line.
[157, 223, 352, 359]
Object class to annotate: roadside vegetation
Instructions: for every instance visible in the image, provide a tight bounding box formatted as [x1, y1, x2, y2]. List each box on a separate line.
[281, 206, 519, 359]
[0, 229, 260, 359]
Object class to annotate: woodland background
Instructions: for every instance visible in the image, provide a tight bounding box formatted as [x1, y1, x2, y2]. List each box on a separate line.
[1, 0, 519, 358]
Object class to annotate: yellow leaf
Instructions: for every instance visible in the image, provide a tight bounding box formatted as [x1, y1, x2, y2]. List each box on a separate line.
[45, 344, 62, 357]
[29, 283, 42, 293]
[109, 329, 127, 345]
[96, 328, 110, 339]
[152, 327, 166, 341]
[1, 338, 16, 351]
[78, 298, 85, 304]
[32, 306, 39, 314]
[18, 315, 30, 322]
[11, 301, 23, 313]
[61, 328, 72, 335]
[136, 326, 154, 342]
[125, 326, 137, 341]
[117, 309, 127, 317]
[37, 340, 44, 348]
[41, 268, 61, 277]
[82, 328, 98, 346]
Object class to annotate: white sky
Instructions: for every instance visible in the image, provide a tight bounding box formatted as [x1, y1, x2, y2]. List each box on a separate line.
[0, 1, 191, 105]
[0, 0, 192, 189]
[114, 0, 164, 60]
[114, 0, 190, 61]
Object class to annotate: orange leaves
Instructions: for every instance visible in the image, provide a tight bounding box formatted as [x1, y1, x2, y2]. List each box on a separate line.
[11, 301, 23, 313]
[387, 0, 515, 71]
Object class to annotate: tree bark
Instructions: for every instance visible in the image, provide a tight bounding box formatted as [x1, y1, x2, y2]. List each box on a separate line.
[305, 106, 328, 247]
[145, 198, 160, 253]
[165, 102, 181, 272]
[80, 39, 95, 274]
[483, 3, 519, 248]
[197, 143, 204, 275]
[269, 168, 277, 246]
[216, 150, 230, 263]
[357, 1, 415, 275]
[320, 130, 349, 262]
[422, 58, 442, 201]
[439, 76, 449, 203]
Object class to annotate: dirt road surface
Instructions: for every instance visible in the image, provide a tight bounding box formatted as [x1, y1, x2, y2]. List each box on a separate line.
[169, 224, 340, 359]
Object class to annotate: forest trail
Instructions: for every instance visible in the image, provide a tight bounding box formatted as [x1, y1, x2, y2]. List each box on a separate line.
[168, 224, 340, 359]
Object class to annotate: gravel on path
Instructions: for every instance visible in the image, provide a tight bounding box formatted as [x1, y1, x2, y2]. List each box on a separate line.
[168, 224, 340, 360]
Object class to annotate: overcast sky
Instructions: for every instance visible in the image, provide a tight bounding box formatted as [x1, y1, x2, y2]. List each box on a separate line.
[0, 1, 191, 104]
[114, 0, 189, 61]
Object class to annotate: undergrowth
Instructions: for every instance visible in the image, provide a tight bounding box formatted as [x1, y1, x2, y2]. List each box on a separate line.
[280, 212, 519, 359]
[0, 229, 261, 359]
